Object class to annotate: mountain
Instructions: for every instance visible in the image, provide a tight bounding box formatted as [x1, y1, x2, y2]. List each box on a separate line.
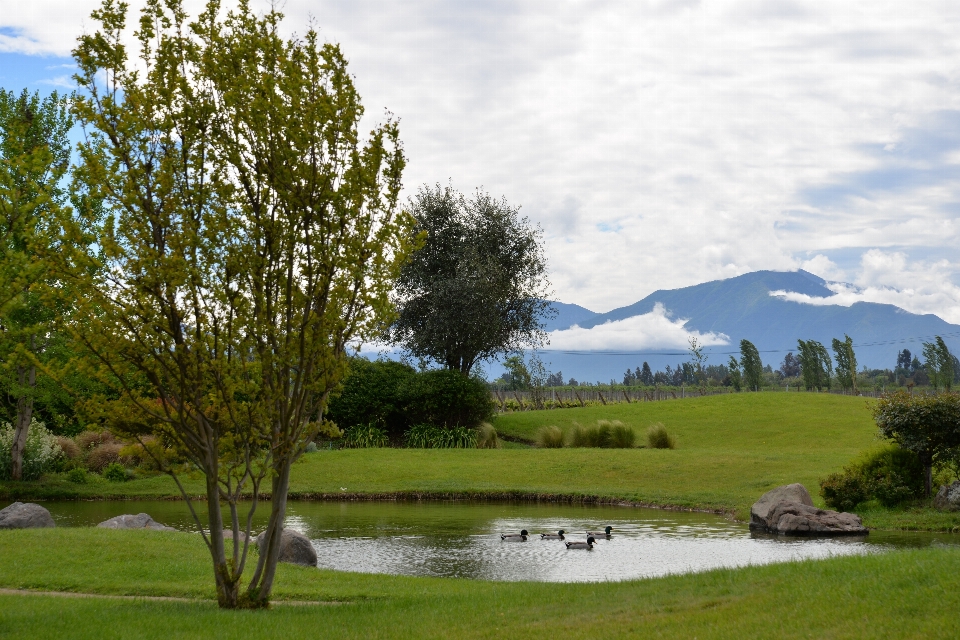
[534, 270, 960, 383]
[543, 301, 599, 332]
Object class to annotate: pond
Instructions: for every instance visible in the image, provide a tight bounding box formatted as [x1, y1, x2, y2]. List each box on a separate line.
[13, 500, 960, 583]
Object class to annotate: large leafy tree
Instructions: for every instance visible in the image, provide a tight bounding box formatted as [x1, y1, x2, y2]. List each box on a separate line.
[797, 339, 832, 391]
[739, 339, 763, 391]
[874, 391, 960, 496]
[922, 336, 954, 391]
[0, 89, 73, 479]
[69, 0, 412, 608]
[389, 184, 552, 375]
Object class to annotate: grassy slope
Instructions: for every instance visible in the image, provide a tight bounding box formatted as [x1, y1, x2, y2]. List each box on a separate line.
[0, 529, 958, 639]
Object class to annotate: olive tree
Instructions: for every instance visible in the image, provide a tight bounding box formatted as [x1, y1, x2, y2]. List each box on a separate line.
[69, 0, 412, 608]
[0, 89, 73, 480]
[874, 391, 960, 496]
[389, 184, 552, 375]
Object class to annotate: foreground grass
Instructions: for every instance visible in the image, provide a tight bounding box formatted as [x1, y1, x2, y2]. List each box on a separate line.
[0, 528, 957, 639]
[2, 394, 955, 530]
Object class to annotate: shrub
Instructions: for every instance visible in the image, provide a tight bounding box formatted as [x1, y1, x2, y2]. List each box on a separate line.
[343, 424, 388, 448]
[304, 441, 318, 453]
[0, 419, 64, 480]
[326, 358, 416, 438]
[646, 423, 676, 449]
[569, 420, 634, 448]
[399, 369, 495, 429]
[476, 423, 501, 449]
[404, 424, 477, 448]
[820, 445, 925, 511]
[75, 430, 114, 453]
[87, 443, 124, 472]
[66, 467, 88, 484]
[56, 436, 82, 460]
[536, 426, 564, 448]
[102, 462, 129, 482]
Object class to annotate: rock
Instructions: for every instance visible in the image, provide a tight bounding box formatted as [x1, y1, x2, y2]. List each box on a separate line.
[750, 483, 867, 536]
[749, 483, 814, 530]
[222, 529, 250, 543]
[97, 513, 177, 532]
[0, 502, 55, 529]
[255, 528, 317, 567]
[933, 481, 960, 512]
[765, 501, 867, 535]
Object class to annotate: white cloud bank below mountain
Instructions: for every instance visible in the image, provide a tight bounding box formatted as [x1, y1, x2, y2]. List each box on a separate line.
[545, 302, 729, 352]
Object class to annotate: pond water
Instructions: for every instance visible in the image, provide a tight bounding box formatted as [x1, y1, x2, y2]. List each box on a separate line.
[11, 500, 960, 582]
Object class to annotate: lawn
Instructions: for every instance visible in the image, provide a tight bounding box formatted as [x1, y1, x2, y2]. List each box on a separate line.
[0, 528, 957, 639]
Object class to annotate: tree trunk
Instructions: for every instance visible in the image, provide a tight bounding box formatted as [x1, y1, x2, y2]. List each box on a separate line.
[202, 469, 243, 609]
[10, 363, 36, 481]
[919, 452, 933, 497]
[249, 460, 292, 607]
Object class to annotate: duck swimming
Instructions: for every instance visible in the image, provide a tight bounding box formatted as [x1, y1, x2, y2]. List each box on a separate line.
[540, 529, 565, 540]
[586, 526, 613, 537]
[501, 529, 529, 541]
[565, 536, 596, 549]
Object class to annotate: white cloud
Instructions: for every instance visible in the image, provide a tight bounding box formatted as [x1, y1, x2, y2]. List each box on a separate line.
[771, 250, 960, 324]
[5, 1, 960, 318]
[546, 303, 729, 351]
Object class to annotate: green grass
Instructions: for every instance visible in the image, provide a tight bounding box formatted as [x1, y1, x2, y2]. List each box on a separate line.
[0, 528, 958, 638]
[2, 394, 956, 530]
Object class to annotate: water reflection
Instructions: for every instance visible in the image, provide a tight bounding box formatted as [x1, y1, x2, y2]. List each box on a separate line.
[14, 500, 960, 583]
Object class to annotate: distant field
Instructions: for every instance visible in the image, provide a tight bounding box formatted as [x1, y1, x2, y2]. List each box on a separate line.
[0, 528, 958, 639]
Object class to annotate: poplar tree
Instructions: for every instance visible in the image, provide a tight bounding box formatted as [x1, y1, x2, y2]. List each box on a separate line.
[70, 0, 412, 608]
[739, 339, 763, 391]
[797, 339, 832, 391]
[922, 336, 954, 392]
[832, 334, 858, 393]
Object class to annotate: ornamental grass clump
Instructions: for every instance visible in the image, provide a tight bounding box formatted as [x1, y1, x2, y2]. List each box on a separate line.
[646, 423, 676, 449]
[405, 424, 477, 448]
[87, 443, 125, 472]
[476, 423, 501, 449]
[536, 426, 564, 448]
[344, 424, 389, 448]
[609, 423, 637, 448]
[570, 420, 634, 448]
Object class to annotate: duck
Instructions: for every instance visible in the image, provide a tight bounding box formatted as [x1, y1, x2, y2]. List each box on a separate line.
[586, 526, 613, 537]
[565, 536, 596, 549]
[501, 529, 529, 541]
[540, 529, 565, 540]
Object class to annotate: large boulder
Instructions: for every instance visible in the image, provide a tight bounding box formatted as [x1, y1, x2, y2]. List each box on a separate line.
[934, 481, 960, 512]
[97, 513, 177, 532]
[749, 483, 814, 530]
[255, 528, 317, 567]
[0, 502, 55, 529]
[750, 483, 867, 536]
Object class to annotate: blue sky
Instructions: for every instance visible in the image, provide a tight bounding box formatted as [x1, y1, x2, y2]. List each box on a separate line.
[3, 0, 960, 340]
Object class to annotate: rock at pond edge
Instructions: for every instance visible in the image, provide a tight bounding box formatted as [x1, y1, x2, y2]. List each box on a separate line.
[0, 502, 55, 529]
[934, 481, 960, 512]
[255, 528, 317, 567]
[750, 483, 867, 536]
[749, 483, 814, 530]
[97, 513, 177, 532]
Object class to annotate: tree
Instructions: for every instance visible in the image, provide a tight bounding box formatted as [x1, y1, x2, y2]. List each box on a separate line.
[739, 339, 763, 391]
[498, 355, 531, 390]
[797, 339, 832, 391]
[922, 336, 954, 391]
[896, 349, 912, 372]
[389, 184, 552, 375]
[779, 352, 801, 379]
[727, 356, 742, 392]
[874, 391, 960, 496]
[0, 89, 74, 479]
[687, 336, 707, 387]
[69, 0, 412, 608]
[639, 362, 653, 386]
[832, 334, 858, 393]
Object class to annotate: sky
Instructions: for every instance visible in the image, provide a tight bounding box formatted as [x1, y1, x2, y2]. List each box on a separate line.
[3, 0, 960, 361]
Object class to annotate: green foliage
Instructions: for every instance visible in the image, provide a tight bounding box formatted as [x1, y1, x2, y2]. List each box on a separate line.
[403, 424, 477, 449]
[476, 423, 501, 449]
[874, 391, 960, 494]
[739, 340, 763, 391]
[798, 339, 833, 391]
[344, 424, 389, 449]
[65, 467, 88, 484]
[727, 356, 742, 392]
[536, 426, 565, 448]
[646, 423, 676, 449]
[820, 445, 925, 510]
[388, 184, 553, 375]
[923, 336, 954, 392]
[498, 355, 531, 390]
[0, 419, 62, 480]
[101, 462, 128, 482]
[400, 369, 495, 429]
[567, 420, 634, 448]
[832, 335, 858, 392]
[609, 423, 637, 448]
[326, 359, 416, 436]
